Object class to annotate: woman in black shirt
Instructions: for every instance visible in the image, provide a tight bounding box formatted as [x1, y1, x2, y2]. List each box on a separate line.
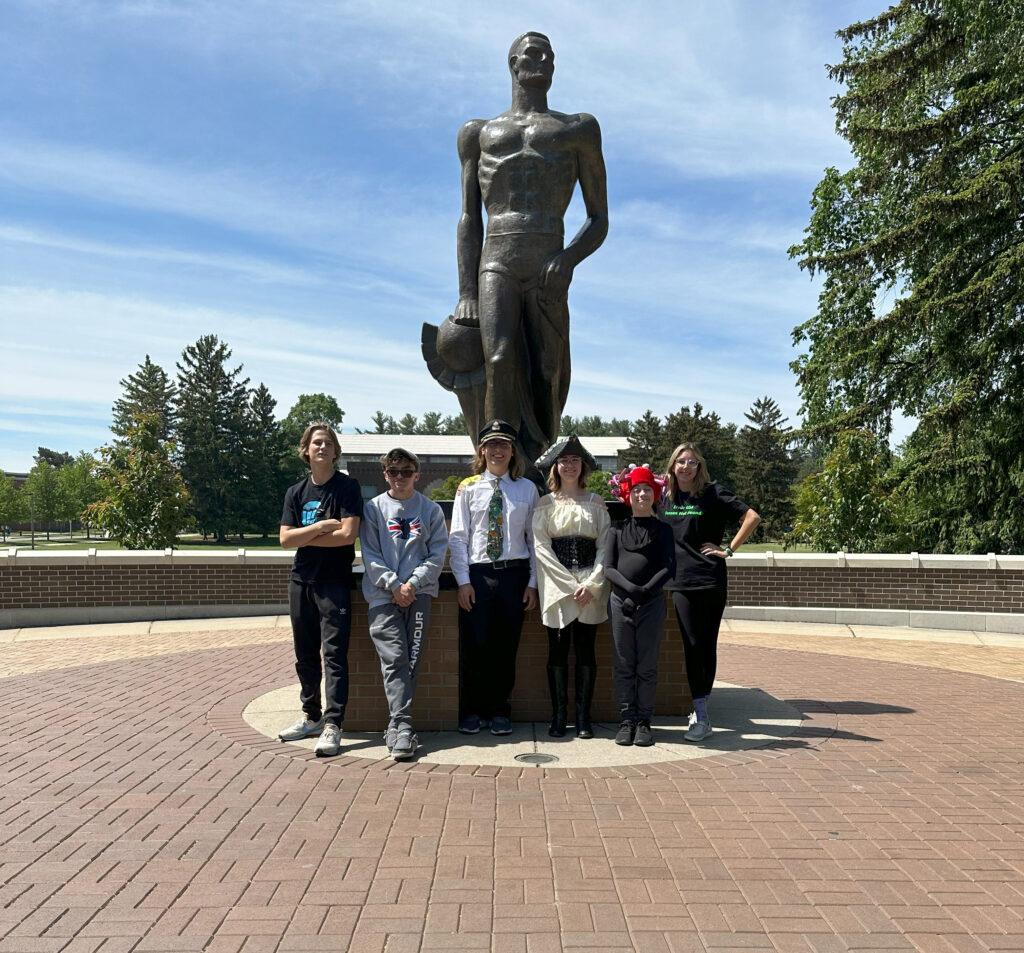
[604, 466, 675, 747]
[659, 443, 760, 742]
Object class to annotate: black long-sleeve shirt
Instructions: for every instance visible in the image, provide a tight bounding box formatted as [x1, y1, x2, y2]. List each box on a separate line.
[603, 516, 675, 605]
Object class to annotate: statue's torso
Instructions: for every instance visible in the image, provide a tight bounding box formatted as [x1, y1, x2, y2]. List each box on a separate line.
[478, 111, 580, 237]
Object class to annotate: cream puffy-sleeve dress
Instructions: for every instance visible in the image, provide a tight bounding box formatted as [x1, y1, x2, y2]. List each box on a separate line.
[532, 492, 611, 629]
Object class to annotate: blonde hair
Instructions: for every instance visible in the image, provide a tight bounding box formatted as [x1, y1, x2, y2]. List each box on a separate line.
[471, 441, 523, 479]
[665, 443, 710, 498]
[546, 457, 591, 493]
[298, 423, 341, 465]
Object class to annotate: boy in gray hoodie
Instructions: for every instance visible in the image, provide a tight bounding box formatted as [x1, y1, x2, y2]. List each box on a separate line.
[360, 448, 448, 760]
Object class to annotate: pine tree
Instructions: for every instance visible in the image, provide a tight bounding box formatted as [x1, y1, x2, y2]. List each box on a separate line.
[397, 414, 419, 434]
[439, 413, 466, 435]
[733, 397, 798, 540]
[175, 335, 250, 542]
[363, 411, 399, 435]
[791, 0, 1024, 551]
[417, 411, 444, 434]
[659, 403, 738, 486]
[34, 448, 73, 469]
[622, 411, 663, 469]
[244, 384, 290, 537]
[112, 356, 176, 442]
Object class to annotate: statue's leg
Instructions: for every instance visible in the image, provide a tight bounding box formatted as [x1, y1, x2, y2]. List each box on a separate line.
[524, 290, 570, 457]
[478, 270, 524, 427]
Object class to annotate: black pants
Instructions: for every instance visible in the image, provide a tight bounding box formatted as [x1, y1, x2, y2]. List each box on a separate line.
[288, 577, 352, 726]
[546, 621, 597, 668]
[459, 562, 530, 720]
[671, 587, 728, 699]
[610, 593, 665, 722]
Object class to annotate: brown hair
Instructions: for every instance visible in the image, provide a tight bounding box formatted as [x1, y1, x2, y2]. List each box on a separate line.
[298, 423, 341, 465]
[471, 441, 523, 480]
[665, 443, 710, 498]
[379, 448, 420, 471]
[546, 457, 592, 493]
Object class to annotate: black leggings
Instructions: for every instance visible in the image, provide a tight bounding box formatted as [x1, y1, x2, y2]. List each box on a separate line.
[546, 621, 597, 668]
[671, 588, 727, 699]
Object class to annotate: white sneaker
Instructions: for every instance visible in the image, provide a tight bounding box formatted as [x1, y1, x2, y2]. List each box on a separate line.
[314, 723, 341, 757]
[278, 716, 324, 742]
[684, 720, 712, 743]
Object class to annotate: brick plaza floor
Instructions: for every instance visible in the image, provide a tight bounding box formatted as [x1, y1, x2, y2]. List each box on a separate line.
[1, 620, 1024, 952]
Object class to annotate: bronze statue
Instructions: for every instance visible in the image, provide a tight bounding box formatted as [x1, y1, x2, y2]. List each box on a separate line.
[423, 32, 609, 478]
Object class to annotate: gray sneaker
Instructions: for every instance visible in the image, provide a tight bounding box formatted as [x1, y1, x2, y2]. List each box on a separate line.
[314, 723, 341, 757]
[684, 720, 712, 743]
[278, 716, 324, 742]
[384, 726, 398, 752]
[391, 727, 417, 761]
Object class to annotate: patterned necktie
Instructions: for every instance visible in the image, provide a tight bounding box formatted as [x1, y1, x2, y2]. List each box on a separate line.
[486, 480, 504, 561]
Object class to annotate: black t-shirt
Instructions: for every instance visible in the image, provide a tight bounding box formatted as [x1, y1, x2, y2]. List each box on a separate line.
[280, 471, 364, 583]
[659, 482, 750, 591]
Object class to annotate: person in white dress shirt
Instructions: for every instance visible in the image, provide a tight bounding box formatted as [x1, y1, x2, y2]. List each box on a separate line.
[532, 435, 610, 739]
[449, 419, 539, 736]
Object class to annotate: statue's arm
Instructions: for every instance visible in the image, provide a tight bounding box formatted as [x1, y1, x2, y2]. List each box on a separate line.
[565, 113, 609, 268]
[541, 114, 608, 298]
[454, 119, 485, 327]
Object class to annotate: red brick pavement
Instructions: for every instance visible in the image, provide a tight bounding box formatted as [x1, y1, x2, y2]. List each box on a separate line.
[1, 637, 1023, 952]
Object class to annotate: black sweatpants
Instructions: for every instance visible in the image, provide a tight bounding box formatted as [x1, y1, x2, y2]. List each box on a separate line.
[546, 621, 597, 668]
[609, 593, 665, 722]
[288, 577, 352, 726]
[459, 562, 530, 720]
[671, 587, 728, 699]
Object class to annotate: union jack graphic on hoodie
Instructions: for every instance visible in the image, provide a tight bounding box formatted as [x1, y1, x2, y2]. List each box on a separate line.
[387, 516, 424, 540]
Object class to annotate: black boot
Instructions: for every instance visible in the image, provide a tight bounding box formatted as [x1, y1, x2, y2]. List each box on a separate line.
[547, 666, 568, 737]
[575, 665, 596, 738]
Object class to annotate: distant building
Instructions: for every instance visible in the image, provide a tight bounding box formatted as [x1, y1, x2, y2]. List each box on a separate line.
[337, 434, 630, 498]
[3, 472, 28, 490]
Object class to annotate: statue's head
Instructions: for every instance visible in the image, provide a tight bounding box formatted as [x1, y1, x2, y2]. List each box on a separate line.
[508, 32, 554, 91]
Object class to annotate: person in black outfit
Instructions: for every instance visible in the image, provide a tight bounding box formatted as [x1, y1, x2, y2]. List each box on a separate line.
[278, 423, 363, 757]
[604, 466, 675, 747]
[660, 443, 760, 742]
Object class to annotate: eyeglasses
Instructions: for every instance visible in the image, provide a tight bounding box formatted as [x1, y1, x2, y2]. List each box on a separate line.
[675, 460, 699, 469]
[557, 456, 582, 466]
[385, 468, 416, 478]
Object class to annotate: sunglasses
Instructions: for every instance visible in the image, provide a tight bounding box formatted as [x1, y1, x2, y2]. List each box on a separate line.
[385, 468, 416, 478]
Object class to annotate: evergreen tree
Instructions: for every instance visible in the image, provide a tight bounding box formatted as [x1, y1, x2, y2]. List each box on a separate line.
[622, 410, 663, 468]
[659, 403, 738, 485]
[397, 414, 419, 434]
[244, 384, 290, 537]
[88, 413, 190, 549]
[175, 335, 250, 542]
[0, 473, 23, 541]
[34, 447, 73, 469]
[112, 355, 176, 441]
[790, 0, 1024, 551]
[362, 411, 399, 435]
[417, 411, 444, 434]
[23, 461, 61, 539]
[280, 393, 344, 452]
[561, 415, 632, 436]
[439, 413, 466, 435]
[733, 397, 798, 540]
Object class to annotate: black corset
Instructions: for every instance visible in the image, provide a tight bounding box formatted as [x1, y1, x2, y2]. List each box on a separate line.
[550, 535, 597, 571]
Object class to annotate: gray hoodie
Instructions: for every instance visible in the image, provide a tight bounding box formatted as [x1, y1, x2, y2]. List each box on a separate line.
[360, 490, 449, 608]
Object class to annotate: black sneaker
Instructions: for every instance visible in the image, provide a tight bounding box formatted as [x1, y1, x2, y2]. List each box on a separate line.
[634, 721, 654, 747]
[615, 721, 635, 746]
[458, 714, 481, 734]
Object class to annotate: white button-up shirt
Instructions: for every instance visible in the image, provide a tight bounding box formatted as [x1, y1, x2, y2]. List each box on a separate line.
[448, 470, 538, 588]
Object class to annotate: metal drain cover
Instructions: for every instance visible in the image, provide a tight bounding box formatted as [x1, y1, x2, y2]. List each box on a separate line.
[514, 753, 559, 766]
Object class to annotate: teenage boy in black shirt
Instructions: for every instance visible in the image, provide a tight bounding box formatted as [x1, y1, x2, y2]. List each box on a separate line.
[278, 423, 363, 757]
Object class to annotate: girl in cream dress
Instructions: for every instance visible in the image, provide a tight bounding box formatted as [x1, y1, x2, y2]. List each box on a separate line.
[532, 436, 610, 739]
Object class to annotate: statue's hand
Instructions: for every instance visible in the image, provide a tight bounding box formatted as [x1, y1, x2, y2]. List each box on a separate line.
[541, 254, 574, 302]
[452, 296, 480, 328]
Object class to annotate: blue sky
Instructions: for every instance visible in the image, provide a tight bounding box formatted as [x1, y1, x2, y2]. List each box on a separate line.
[0, 1, 879, 472]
